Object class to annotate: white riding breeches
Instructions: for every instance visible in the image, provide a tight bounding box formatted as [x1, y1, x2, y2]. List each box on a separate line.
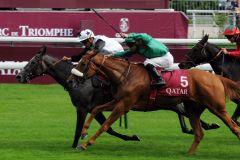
[143, 52, 174, 68]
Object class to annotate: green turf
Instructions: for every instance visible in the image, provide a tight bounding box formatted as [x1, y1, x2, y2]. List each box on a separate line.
[0, 84, 239, 160]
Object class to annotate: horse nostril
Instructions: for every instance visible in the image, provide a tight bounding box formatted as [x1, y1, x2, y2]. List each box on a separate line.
[68, 80, 73, 84]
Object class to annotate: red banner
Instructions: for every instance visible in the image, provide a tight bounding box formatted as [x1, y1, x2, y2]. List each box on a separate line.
[0, 0, 169, 9]
[0, 11, 188, 38]
[0, 11, 188, 83]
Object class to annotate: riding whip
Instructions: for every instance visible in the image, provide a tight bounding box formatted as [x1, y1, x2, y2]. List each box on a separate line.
[91, 9, 124, 38]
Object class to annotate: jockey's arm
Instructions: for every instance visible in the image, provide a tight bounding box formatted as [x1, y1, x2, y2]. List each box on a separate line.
[94, 39, 105, 53]
[112, 50, 134, 58]
[226, 50, 240, 57]
[70, 47, 88, 62]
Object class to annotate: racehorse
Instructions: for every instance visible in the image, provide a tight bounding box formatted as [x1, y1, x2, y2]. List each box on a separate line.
[15, 46, 219, 143]
[178, 34, 240, 125]
[16, 46, 141, 148]
[68, 51, 240, 154]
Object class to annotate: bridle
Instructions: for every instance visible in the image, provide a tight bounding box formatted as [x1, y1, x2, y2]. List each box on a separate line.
[22, 55, 45, 80]
[184, 42, 223, 66]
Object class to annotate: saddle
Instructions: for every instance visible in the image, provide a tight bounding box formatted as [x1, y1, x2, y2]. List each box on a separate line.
[148, 69, 189, 107]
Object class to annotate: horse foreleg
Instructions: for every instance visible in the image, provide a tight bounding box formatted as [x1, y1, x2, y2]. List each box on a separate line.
[184, 102, 204, 155]
[188, 116, 203, 155]
[80, 100, 130, 150]
[72, 107, 88, 148]
[94, 112, 140, 141]
[81, 100, 116, 138]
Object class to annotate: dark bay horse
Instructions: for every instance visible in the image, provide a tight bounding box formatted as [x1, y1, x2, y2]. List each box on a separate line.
[68, 51, 240, 154]
[178, 34, 240, 125]
[16, 47, 140, 148]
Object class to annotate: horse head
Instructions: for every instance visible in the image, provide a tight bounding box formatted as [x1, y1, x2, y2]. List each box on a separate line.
[67, 51, 100, 88]
[16, 46, 49, 83]
[179, 34, 222, 69]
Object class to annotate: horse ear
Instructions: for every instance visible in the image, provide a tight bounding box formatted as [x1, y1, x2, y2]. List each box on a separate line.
[200, 34, 209, 44]
[40, 45, 47, 56]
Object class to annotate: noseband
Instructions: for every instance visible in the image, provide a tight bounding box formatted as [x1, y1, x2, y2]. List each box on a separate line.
[23, 58, 44, 79]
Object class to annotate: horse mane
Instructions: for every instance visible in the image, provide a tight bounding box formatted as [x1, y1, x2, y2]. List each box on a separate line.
[207, 42, 221, 50]
[43, 54, 74, 90]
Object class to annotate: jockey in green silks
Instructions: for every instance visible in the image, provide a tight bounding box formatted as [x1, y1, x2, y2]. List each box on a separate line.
[112, 33, 174, 87]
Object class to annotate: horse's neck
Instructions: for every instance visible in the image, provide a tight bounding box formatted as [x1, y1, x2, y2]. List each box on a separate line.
[102, 57, 132, 83]
[98, 56, 149, 85]
[210, 54, 240, 81]
[43, 55, 72, 87]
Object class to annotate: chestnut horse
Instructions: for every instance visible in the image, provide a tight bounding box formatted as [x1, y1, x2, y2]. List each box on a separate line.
[68, 51, 240, 154]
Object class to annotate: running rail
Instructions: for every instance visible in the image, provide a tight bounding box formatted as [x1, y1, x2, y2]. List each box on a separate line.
[0, 37, 231, 45]
[0, 61, 213, 71]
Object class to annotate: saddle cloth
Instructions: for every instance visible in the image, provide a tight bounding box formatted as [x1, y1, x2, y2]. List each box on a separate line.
[148, 69, 189, 106]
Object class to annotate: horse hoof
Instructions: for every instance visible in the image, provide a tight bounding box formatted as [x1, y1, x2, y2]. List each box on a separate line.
[210, 123, 220, 129]
[183, 129, 194, 135]
[76, 145, 87, 151]
[81, 133, 88, 139]
[132, 135, 141, 141]
[72, 144, 78, 148]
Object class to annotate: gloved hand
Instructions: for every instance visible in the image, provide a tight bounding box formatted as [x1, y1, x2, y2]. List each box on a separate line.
[222, 48, 228, 54]
[62, 56, 71, 61]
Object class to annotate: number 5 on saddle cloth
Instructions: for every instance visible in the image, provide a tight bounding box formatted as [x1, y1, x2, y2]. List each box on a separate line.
[148, 69, 189, 107]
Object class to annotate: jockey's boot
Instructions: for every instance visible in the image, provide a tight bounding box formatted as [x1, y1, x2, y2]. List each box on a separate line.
[146, 64, 166, 87]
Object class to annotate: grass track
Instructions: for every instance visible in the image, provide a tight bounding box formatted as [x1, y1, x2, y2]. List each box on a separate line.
[0, 84, 239, 160]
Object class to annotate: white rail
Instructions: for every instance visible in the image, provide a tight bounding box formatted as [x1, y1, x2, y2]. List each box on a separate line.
[0, 37, 231, 45]
[0, 61, 213, 71]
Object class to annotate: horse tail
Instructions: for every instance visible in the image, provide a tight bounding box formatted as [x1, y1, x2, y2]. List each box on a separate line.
[219, 76, 240, 100]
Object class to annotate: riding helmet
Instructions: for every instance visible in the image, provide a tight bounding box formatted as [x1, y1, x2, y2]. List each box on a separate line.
[224, 26, 240, 35]
[78, 29, 95, 41]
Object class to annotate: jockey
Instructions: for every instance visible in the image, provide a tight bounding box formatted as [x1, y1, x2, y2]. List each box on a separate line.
[111, 33, 174, 87]
[222, 26, 240, 57]
[63, 29, 124, 62]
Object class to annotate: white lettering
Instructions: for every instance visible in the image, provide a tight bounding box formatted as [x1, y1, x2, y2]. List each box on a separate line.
[0, 28, 10, 36]
[19, 25, 74, 37]
[45, 29, 54, 36]
[0, 69, 6, 75]
[166, 88, 172, 95]
[19, 25, 29, 36]
[0, 69, 21, 75]
[28, 28, 36, 36]
[38, 28, 45, 36]
[165, 88, 188, 96]
[180, 76, 188, 87]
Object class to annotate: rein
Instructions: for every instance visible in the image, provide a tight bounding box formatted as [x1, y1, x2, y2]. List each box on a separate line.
[120, 60, 131, 82]
[51, 59, 63, 67]
[45, 59, 64, 73]
[86, 55, 108, 78]
[208, 49, 223, 63]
